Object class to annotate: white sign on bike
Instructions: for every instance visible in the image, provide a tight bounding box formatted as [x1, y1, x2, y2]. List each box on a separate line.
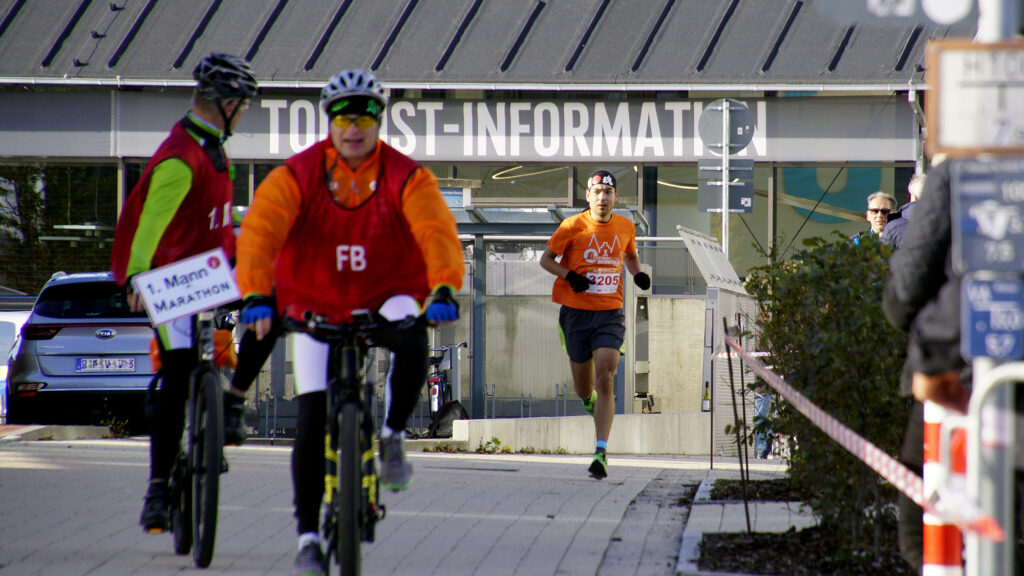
[132, 248, 241, 326]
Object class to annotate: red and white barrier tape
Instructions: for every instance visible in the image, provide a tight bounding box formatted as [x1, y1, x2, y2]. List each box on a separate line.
[723, 335, 1003, 541]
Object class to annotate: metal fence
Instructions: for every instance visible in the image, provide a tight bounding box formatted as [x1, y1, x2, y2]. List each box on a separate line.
[247, 236, 709, 438]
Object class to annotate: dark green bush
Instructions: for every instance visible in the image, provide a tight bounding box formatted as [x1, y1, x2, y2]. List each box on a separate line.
[744, 233, 912, 554]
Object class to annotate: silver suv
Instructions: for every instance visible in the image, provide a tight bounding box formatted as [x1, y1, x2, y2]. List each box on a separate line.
[6, 272, 154, 431]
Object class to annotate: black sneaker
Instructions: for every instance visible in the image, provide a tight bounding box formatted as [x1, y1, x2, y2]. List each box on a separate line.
[223, 395, 246, 446]
[140, 482, 170, 533]
[588, 448, 608, 480]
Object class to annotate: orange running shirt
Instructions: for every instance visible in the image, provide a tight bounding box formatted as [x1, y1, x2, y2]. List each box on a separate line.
[547, 211, 637, 311]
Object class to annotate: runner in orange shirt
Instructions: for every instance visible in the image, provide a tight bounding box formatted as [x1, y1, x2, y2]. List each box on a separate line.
[540, 170, 650, 479]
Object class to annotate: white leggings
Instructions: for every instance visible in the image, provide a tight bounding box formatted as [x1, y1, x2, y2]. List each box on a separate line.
[290, 295, 420, 396]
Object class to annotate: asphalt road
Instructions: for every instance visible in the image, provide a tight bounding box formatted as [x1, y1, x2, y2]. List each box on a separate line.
[0, 439, 714, 576]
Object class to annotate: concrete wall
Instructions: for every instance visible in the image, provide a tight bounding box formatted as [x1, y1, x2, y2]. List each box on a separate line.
[453, 412, 711, 455]
[645, 297, 706, 414]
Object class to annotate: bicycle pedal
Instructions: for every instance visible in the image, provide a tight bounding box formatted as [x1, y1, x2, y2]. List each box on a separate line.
[144, 526, 168, 534]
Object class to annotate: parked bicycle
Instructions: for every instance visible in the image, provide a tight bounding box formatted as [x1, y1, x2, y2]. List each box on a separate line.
[163, 308, 231, 568]
[425, 341, 468, 437]
[282, 311, 421, 576]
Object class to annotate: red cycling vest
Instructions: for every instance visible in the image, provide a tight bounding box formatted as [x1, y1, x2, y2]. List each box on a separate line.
[274, 139, 430, 323]
[111, 118, 236, 285]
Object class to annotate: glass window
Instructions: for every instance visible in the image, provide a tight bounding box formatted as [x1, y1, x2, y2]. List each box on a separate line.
[0, 162, 119, 294]
[233, 161, 250, 207]
[649, 164, 771, 279]
[773, 164, 914, 260]
[454, 164, 571, 206]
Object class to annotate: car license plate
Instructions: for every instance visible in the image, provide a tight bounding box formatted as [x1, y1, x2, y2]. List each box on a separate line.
[76, 357, 136, 373]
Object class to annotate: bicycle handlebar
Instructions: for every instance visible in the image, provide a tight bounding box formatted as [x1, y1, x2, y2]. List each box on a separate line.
[429, 341, 468, 352]
[280, 311, 424, 343]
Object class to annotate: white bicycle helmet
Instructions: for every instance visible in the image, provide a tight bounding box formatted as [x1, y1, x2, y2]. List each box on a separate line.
[320, 69, 387, 116]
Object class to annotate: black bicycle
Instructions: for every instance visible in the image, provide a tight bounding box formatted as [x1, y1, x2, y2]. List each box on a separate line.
[425, 341, 468, 438]
[283, 311, 420, 576]
[164, 309, 229, 568]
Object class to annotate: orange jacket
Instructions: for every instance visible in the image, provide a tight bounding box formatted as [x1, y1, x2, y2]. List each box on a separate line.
[236, 140, 464, 300]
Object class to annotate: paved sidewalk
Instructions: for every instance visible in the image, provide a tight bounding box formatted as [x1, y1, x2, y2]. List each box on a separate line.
[0, 425, 812, 576]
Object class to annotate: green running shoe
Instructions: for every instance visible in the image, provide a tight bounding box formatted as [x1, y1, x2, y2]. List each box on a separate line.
[588, 449, 608, 480]
[582, 391, 597, 417]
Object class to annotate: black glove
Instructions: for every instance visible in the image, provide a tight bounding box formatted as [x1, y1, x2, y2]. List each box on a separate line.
[565, 271, 593, 293]
[633, 272, 651, 290]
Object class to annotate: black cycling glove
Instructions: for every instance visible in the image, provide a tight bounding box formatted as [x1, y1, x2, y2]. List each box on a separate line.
[633, 272, 651, 290]
[565, 271, 593, 293]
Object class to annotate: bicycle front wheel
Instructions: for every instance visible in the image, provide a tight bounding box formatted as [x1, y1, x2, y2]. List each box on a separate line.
[191, 366, 224, 568]
[337, 401, 361, 576]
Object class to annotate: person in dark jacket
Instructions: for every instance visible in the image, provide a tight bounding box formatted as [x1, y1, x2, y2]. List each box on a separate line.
[882, 158, 968, 410]
[881, 157, 970, 572]
[880, 173, 927, 249]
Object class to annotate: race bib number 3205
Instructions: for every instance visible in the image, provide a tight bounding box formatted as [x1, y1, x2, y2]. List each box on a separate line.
[586, 272, 620, 294]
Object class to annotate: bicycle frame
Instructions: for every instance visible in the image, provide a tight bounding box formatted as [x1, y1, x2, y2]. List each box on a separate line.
[283, 312, 420, 576]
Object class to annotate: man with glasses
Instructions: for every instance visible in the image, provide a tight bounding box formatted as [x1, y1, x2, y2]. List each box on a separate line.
[110, 53, 257, 533]
[235, 69, 463, 576]
[851, 191, 897, 244]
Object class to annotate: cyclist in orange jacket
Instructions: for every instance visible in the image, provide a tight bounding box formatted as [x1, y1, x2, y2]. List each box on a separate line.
[235, 70, 463, 575]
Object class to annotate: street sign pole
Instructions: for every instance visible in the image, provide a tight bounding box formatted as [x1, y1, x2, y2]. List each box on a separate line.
[964, 4, 1020, 575]
[721, 102, 730, 259]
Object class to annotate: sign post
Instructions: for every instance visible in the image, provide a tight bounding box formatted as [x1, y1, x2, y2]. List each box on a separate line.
[951, 157, 1024, 576]
[698, 98, 755, 258]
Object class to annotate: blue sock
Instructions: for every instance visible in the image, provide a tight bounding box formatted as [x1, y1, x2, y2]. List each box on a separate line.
[595, 440, 607, 452]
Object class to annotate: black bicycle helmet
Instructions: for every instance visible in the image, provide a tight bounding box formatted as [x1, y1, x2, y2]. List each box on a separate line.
[320, 70, 387, 115]
[193, 53, 257, 100]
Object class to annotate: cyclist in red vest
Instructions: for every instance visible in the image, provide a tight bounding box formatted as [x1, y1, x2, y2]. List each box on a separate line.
[235, 69, 463, 575]
[110, 53, 257, 533]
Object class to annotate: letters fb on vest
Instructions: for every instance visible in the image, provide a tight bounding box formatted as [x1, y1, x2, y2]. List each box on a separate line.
[111, 119, 236, 285]
[274, 139, 430, 323]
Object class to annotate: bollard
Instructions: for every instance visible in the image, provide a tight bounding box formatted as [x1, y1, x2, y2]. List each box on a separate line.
[923, 400, 966, 576]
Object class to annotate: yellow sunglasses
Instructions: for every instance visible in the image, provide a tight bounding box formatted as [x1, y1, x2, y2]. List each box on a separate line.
[331, 115, 378, 130]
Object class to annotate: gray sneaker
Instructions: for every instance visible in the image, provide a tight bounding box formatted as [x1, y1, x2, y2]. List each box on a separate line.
[291, 541, 325, 576]
[378, 434, 412, 491]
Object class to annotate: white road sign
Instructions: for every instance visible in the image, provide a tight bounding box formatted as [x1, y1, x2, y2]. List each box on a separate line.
[926, 40, 1024, 157]
[132, 248, 240, 326]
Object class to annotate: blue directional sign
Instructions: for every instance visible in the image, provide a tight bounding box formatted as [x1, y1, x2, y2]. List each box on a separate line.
[952, 158, 1024, 274]
[961, 276, 1024, 360]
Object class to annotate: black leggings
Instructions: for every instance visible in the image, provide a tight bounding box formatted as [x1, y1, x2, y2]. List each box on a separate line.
[149, 349, 197, 480]
[230, 322, 281, 394]
[292, 323, 428, 535]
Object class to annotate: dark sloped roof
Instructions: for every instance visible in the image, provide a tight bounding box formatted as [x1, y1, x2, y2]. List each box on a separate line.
[0, 0, 975, 90]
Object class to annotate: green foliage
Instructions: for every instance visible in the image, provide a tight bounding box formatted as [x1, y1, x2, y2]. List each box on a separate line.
[744, 233, 912, 554]
[100, 416, 132, 438]
[476, 436, 510, 454]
